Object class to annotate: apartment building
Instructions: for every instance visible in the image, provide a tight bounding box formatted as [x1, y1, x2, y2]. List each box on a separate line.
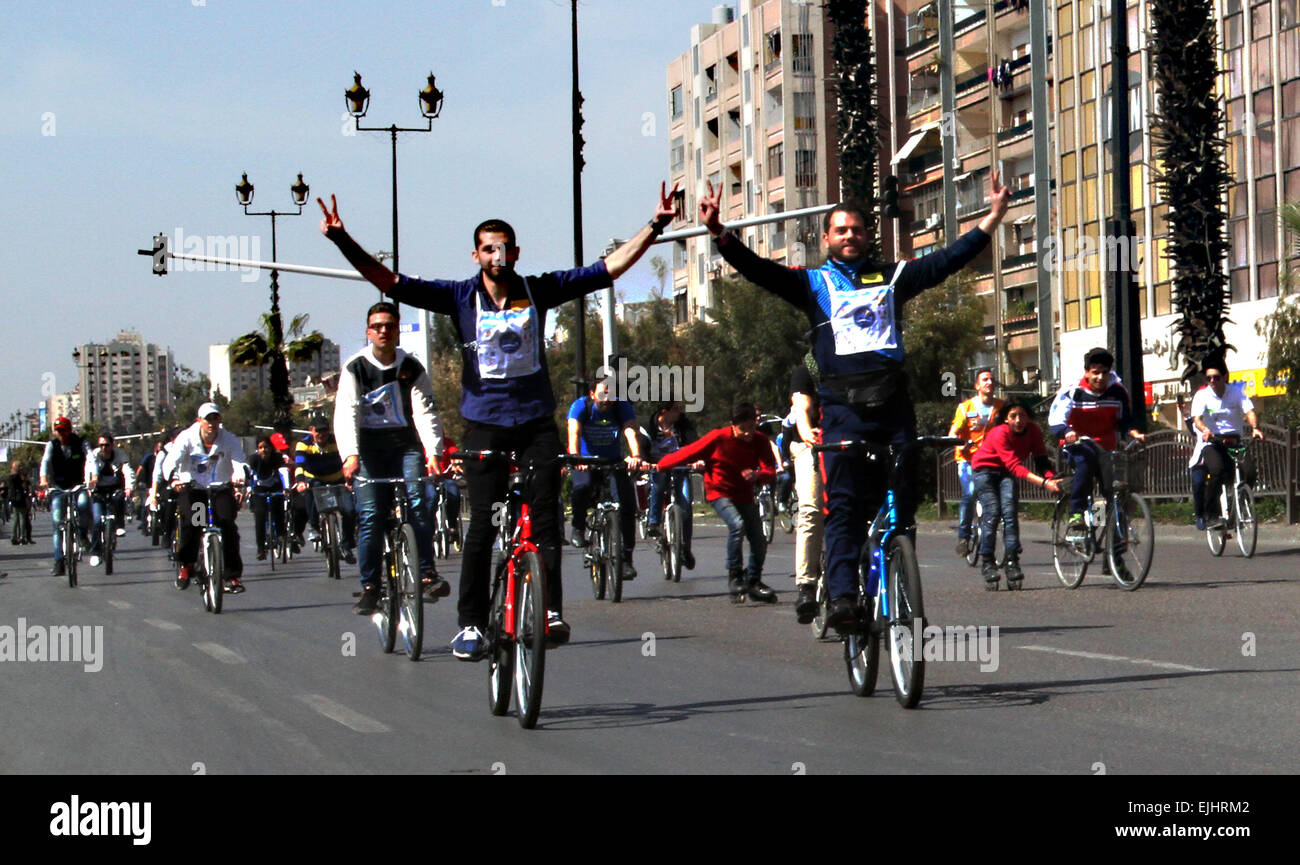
[71, 331, 174, 429]
[883, 0, 1058, 389]
[666, 0, 841, 323]
[1055, 0, 1298, 414]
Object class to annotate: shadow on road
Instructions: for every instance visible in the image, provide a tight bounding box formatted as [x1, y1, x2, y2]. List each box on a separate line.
[536, 689, 847, 730]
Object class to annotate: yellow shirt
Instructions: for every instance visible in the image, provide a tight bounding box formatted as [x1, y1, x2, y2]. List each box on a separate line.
[950, 397, 1005, 462]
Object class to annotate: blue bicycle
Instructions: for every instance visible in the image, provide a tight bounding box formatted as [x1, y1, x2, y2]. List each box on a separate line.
[813, 435, 962, 708]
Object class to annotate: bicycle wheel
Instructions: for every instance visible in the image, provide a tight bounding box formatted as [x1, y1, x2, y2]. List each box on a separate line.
[203, 532, 224, 614]
[324, 516, 341, 580]
[844, 593, 881, 697]
[268, 528, 279, 572]
[1234, 485, 1257, 558]
[885, 535, 924, 708]
[375, 550, 399, 654]
[965, 498, 981, 567]
[1206, 487, 1227, 556]
[452, 507, 463, 552]
[64, 522, 78, 588]
[811, 571, 830, 639]
[487, 564, 513, 716]
[513, 550, 547, 729]
[397, 524, 423, 661]
[1107, 492, 1153, 591]
[589, 517, 606, 600]
[606, 515, 624, 603]
[760, 491, 774, 544]
[1052, 497, 1089, 589]
[667, 504, 683, 583]
[780, 489, 797, 533]
[103, 518, 114, 575]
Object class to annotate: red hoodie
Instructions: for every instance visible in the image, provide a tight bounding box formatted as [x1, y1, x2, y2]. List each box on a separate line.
[656, 427, 775, 504]
[970, 420, 1050, 480]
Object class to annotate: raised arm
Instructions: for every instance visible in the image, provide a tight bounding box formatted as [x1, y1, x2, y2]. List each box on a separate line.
[602, 182, 680, 280]
[318, 195, 399, 293]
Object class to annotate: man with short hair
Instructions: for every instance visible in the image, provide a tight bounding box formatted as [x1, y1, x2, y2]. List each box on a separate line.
[699, 173, 1010, 630]
[568, 377, 644, 578]
[295, 415, 356, 564]
[39, 416, 91, 577]
[335, 301, 444, 615]
[85, 431, 135, 567]
[318, 182, 677, 659]
[163, 404, 249, 593]
[1188, 356, 1263, 530]
[949, 368, 1004, 556]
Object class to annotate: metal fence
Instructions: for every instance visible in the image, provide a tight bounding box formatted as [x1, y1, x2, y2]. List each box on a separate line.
[936, 422, 1300, 523]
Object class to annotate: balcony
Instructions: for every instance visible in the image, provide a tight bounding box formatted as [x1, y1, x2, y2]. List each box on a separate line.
[1001, 251, 1037, 270]
[996, 120, 1033, 142]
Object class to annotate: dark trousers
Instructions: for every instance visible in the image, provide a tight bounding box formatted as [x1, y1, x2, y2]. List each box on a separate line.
[820, 395, 917, 602]
[250, 490, 286, 551]
[176, 486, 243, 577]
[570, 467, 636, 556]
[10, 504, 31, 543]
[459, 417, 563, 629]
[1200, 443, 1256, 517]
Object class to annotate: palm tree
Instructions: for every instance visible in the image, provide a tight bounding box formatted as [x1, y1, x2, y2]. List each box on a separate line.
[826, 0, 879, 260]
[1149, 0, 1233, 380]
[229, 312, 324, 428]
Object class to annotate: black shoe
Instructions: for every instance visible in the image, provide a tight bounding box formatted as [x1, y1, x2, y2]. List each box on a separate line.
[256, 549, 267, 561]
[746, 576, 777, 604]
[51, 560, 66, 577]
[343, 547, 356, 565]
[795, 585, 819, 624]
[981, 558, 1000, 590]
[683, 550, 696, 570]
[956, 537, 971, 557]
[826, 596, 859, 634]
[622, 557, 637, 580]
[224, 576, 246, 594]
[546, 610, 571, 647]
[1004, 557, 1024, 589]
[728, 570, 747, 603]
[422, 570, 451, 601]
[354, 585, 381, 615]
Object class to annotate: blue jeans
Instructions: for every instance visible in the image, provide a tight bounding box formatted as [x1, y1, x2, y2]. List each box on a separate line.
[1067, 444, 1104, 515]
[354, 447, 434, 588]
[972, 470, 1021, 559]
[648, 471, 694, 549]
[956, 461, 975, 539]
[50, 488, 91, 562]
[89, 489, 124, 554]
[424, 477, 461, 525]
[710, 496, 765, 576]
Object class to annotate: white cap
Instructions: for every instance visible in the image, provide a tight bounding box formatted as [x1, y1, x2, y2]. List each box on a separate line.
[196, 402, 222, 420]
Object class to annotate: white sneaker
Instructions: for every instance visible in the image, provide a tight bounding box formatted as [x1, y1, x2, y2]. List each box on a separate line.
[89, 555, 102, 567]
[115, 527, 126, 537]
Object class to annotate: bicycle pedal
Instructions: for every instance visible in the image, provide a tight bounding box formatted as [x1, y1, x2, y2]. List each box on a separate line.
[731, 592, 746, 604]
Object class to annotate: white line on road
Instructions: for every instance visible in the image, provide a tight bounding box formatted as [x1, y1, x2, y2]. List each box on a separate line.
[297, 694, 391, 733]
[107, 600, 133, 610]
[1017, 645, 1212, 673]
[143, 618, 182, 631]
[193, 642, 247, 664]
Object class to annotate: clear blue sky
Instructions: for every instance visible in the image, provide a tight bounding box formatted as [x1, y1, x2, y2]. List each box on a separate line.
[0, 0, 722, 426]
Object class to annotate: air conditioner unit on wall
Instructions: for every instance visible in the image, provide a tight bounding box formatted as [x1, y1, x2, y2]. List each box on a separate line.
[924, 213, 942, 229]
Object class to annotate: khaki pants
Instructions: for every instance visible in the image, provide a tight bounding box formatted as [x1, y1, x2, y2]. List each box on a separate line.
[791, 440, 824, 585]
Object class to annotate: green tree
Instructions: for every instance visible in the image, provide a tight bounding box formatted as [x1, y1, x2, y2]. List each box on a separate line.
[902, 272, 985, 403]
[229, 312, 325, 430]
[827, 0, 880, 258]
[163, 365, 212, 431]
[1150, 0, 1233, 379]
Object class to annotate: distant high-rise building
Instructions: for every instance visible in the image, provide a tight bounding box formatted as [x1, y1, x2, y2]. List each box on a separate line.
[666, 1, 841, 324]
[72, 331, 174, 430]
[208, 339, 343, 405]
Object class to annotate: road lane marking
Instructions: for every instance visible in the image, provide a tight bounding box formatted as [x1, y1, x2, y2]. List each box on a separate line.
[1017, 645, 1212, 673]
[193, 642, 247, 664]
[143, 618, 182, 631]
[108, 600, 133, 610]
[297, 694, 391, 733]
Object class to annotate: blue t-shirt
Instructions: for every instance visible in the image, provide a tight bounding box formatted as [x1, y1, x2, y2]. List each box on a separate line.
[568, 398, 635, 460]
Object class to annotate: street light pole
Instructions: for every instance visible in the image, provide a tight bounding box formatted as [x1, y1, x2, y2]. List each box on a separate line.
[571, 0, 588, 399]
[235, 172, 311, 430]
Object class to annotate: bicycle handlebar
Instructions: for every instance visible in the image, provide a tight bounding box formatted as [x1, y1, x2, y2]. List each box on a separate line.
[811, 435, 964, 455]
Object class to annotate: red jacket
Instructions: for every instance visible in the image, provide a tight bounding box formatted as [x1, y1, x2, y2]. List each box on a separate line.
[656, 427, 775, 504]
[970, 421, 1050, 480]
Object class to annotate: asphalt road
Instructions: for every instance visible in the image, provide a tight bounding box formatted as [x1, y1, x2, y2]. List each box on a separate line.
[1, 508, 1297, 774]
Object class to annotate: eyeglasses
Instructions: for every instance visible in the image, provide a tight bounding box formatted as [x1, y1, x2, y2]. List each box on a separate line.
[368, 321, 398, 332]
[1206, 374, 1224, 382]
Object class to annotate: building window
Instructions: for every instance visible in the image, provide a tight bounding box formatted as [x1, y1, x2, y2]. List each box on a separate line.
[745, 124, 753, 158]
[793, 91, 816, 131]
[670, 85, 684, 120]
[765, 86, 783, 127]
[794, 149, 817, 188]
[705, 65, 718, 102]
[742, 12, 750, 47]
[764, 30, 782, 69]
[743, 69, 752, 103]
[768, 142, 784, 179]
[792, 34, 814, 74]
[670, 136, 685, 174]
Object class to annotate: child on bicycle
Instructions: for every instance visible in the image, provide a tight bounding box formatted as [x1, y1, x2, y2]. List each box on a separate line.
[969, 400, 1062, 589]
[1048, 347, 1145, 533]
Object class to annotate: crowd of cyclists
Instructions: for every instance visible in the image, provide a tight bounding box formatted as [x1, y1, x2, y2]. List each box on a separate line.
[4, 174, 1268, 677]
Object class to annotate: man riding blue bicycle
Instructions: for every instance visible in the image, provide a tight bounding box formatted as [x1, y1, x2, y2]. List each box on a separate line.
[568, 377, 644, 579]
[698, 172, 1011, 630]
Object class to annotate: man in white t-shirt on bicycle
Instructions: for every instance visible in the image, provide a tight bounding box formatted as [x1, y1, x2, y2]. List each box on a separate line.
[1188, 356, 1263, 531]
